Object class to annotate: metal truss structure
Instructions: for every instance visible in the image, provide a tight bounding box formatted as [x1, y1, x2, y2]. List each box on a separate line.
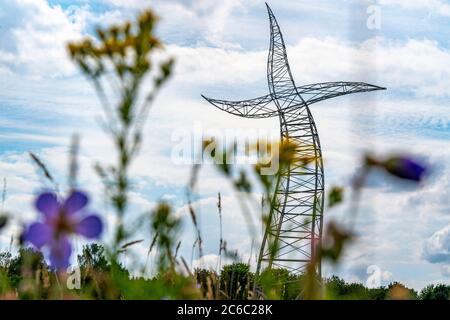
[202, 3, 385, 275]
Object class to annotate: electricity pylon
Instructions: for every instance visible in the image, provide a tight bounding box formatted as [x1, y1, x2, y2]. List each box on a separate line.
[202, 3, 385, 275]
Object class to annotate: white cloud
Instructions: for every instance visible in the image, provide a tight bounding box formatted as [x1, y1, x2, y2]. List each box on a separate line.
[380, 0, 450, 17]
[104, 0, 256, 48]
[192, 254, 220, 270]
[423, 224, 450, 264]
[0, 0, 89, 77]
[166, 37, 450, 99]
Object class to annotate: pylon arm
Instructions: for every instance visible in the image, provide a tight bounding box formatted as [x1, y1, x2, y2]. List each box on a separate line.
[202, 82, 385, 119]
[201, 94, 278, 118]
[298, 82, 386, 105]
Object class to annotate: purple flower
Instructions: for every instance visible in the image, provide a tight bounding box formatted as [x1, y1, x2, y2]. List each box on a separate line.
[382, 157, 427, 182]
[23, 190, 103, 270]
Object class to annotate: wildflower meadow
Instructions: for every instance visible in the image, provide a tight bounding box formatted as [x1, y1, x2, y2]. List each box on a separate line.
[0, 3, 448, 307]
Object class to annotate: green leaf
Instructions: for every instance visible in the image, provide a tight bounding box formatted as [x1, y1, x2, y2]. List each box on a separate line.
[0, 216, 7, 230]
[328, 186, 344, 208]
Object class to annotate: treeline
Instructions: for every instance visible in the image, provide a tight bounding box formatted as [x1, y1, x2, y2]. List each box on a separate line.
[0, 244, 449, 300]
[195, 263, 445, 300]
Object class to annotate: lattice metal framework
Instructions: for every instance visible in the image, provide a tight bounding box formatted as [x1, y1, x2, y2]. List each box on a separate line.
[202, 3, 385, 275]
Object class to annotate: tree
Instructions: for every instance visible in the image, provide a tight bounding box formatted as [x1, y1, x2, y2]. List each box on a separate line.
[386, 282, 418, 300]
[325, 276, 388, 300]
[0, 251, 12, 269]
[3, 248, 51, 299]
[8, 248, 48, 289]
[76, 244, 119, 299]
[420, 284, 450, 300]
[258, 267, 302, 300]
[77, 243, 110, 272]
[220, 263, 253, 300]
[0, 251, 12, 296]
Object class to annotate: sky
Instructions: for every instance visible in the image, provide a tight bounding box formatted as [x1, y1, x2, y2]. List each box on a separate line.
[0, 0, 450, 291]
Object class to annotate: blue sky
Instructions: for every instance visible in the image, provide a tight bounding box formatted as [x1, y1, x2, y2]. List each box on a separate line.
[1, 0, 450, 290]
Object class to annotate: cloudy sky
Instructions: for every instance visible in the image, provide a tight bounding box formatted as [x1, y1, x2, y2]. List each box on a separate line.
[1, 0, 450, 290]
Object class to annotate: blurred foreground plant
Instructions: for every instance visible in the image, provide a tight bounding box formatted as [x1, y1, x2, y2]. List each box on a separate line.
[365, 155, 427, 182]
[302, 153, 428, 299]
[23, 191, 102, 271]
[150, 203, 181, 273]
[68, 10, 174, 255]
[202, 134, 430, 300]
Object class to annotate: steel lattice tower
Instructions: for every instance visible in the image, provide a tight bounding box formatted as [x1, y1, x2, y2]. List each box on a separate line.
[202, 3, 385, 275]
